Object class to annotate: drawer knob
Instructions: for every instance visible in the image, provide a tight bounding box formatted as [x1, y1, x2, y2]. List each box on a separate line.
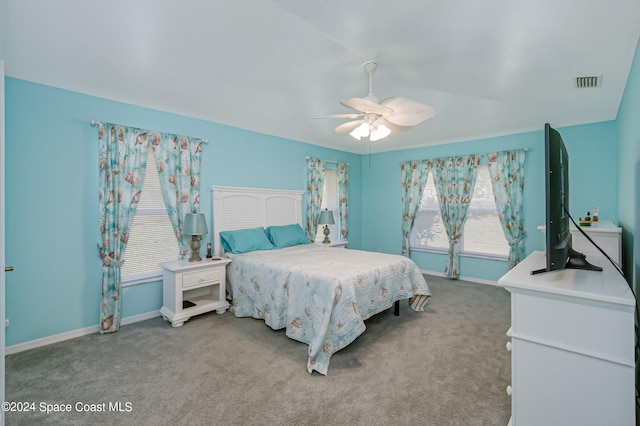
[506, 385, 512, 396]
[506, 341, 512, 352]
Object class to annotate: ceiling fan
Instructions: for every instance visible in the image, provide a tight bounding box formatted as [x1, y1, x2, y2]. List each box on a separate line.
[317, 61, 436, 141]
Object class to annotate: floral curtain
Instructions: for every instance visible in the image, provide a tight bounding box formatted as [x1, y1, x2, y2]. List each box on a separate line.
[97, 123, 204, 334]
[97, 123, 149, 333]
[432, 155, 481, 279]
[337, 162, 349, 240]
[487, 149, 526, 268]
[305, 157, 326, 242]
[151, 133, 204, 258]
[400, 160, 432, 257]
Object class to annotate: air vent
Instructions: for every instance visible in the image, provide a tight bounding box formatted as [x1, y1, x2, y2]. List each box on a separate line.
[576, 75, 602, 88]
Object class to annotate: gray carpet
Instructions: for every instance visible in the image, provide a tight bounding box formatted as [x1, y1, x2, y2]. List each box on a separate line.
[5, 275, 512, 425]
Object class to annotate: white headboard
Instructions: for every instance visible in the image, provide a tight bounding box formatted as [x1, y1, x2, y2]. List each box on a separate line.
[211, 186, 305, 256]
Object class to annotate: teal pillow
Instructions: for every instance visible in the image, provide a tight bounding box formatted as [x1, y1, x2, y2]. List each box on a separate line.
[219, 227, 275, 254]
[266, 224, 309, 248]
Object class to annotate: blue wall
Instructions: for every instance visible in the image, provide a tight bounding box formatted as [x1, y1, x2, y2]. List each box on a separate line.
[4, 78, 361, 346]
[3, 74, 624, 346]
[616, 36, 640, 290]
[359, 122, 618, 281]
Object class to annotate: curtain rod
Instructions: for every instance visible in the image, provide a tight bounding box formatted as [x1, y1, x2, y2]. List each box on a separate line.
[90, 120, 208, 143]
[305, 156, 349, 166]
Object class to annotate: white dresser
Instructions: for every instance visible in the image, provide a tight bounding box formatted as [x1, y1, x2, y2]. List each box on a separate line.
[499, 251, 635, 426]
[538, 220, 621, 266]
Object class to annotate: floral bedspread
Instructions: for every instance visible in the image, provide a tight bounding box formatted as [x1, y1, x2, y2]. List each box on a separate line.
[225, 245, 431, 375]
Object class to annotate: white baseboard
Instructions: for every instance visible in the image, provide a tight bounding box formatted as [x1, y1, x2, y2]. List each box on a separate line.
[5, 310, 161, 355]
[421, 269, 503, 287]
[120, 310, 161, 326]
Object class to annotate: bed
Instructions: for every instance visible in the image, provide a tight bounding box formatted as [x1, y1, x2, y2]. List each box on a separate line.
[212, 185, 431, 375]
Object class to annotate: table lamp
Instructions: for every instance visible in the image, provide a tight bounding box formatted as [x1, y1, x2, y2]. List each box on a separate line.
[318, 209, 335, 244]
[183, 211, 208, 262]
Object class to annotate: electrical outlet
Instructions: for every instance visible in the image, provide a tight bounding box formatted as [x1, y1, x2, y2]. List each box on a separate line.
[4, 318, 8, 327]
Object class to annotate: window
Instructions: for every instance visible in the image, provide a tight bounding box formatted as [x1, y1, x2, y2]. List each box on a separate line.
[315, 168, 340, 242]
[410, 164, 509, 259]
[121, 149, 179, 282]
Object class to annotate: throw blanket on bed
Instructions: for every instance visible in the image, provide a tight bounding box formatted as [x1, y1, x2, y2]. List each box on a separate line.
[225, 245, 431, 375]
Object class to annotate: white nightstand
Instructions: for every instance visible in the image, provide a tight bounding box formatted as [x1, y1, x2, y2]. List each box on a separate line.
[315, 240, 348, 248]
[159, 258, 231, 327]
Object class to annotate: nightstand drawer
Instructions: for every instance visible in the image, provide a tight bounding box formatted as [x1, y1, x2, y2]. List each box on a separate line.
[182, 268, 223, 289]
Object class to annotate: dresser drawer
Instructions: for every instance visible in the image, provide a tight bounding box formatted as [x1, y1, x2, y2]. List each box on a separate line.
[182, 268, 223, 289]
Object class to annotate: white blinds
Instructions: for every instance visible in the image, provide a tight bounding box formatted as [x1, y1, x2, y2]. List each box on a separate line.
[121, 149, 179, 276]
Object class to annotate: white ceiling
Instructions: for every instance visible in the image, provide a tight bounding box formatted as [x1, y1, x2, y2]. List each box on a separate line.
[1, 0, 639, 154]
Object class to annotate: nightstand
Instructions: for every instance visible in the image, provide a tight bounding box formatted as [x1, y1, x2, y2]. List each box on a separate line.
[315, 240, 348, 248]
[159, 258, 231, 327]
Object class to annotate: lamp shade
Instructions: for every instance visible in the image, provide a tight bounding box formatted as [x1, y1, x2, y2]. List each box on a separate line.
[349, 122, 370, 140]
[318, 210, 335, 225]
[182, 212, 208, 236]
[369, 124, 391, 141]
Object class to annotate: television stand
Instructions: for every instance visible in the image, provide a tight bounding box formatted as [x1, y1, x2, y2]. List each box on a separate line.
[531, 247, 602, 275]
[565, 247, 603, 271]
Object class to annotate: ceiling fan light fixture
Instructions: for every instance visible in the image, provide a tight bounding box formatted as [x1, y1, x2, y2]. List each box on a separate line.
[349, 120, 391, 142]
[349, 122, 370, 140]
[370, 124, 391, 141]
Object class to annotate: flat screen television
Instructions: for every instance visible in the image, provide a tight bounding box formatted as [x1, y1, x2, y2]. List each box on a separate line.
[531, 123, 602, 275]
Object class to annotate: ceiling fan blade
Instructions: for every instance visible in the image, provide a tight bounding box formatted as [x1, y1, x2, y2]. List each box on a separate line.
[340, 97, 393, 115]
[375, 117, 412, 134]
[380, 97, 436, 126]
[313, 113, 362, 120]
[334, 119, 364, 134]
